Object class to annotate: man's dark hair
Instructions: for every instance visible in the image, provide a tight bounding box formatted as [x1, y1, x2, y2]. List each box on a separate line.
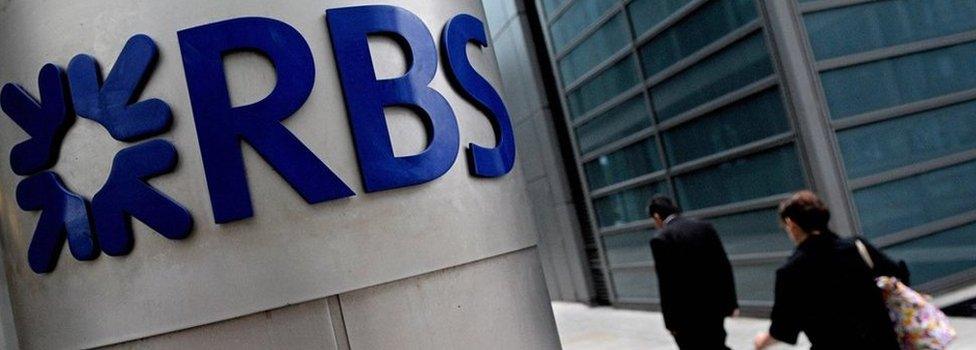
[647, 194, 680, 219]
[778, 190, 831, 233]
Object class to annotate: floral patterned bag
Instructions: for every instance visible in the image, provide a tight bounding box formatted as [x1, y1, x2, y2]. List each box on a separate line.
[856, 239, 957, 350]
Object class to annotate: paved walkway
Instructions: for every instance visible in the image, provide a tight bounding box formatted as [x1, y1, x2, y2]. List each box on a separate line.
[552, 302, 976, 349]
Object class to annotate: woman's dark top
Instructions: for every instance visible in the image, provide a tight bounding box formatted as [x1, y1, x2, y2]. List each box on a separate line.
[768, 232, 909, 349]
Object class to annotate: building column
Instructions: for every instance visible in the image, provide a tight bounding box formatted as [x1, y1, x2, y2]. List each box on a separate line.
[758, 0, 860, 235]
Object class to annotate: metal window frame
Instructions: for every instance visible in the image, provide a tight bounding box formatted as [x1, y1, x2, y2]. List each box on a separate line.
[550, 0, 709, 58]
[605, 245, 791, 268]
[793, 0, 976, 298]
[818, 29, 976, 72]
[571, 84, 644, 126]
[564, 19, 765, 125]
[585, 112, 794, 202]
[874, 209, 976, 249]
[530, 0, 846, 309]
[553, 8, 625, 61]
[849, 148, 976, 191]
[923, 267, 976, 298]
[608, 253, 788, 307]
[833, 87, 976, 131]
[579, 126, 656, 163]
[668, 131, 794, 176]
[575, 74, 779, 168]
[797, 0, 876, 14]
[590, 170, 667, 198]
[564, 45, 634, 92]
[536, 0, 976, 311]
[642, 20, 763, 87]
[598, 193, 793, 250]
[562, 0, 763, 102]
[656, 75, 777, 131]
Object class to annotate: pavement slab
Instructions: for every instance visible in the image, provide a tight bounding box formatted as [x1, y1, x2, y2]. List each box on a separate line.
[553, 301, 976, 349]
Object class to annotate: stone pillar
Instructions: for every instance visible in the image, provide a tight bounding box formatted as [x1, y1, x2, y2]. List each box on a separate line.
[0, 0, 560, 348]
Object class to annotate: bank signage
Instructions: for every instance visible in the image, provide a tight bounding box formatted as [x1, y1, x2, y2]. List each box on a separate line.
[1, 5, 515, 274]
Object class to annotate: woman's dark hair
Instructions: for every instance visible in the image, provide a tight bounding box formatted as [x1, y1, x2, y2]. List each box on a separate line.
[778, 190, 830, 233]
[647, 194, 680, 219]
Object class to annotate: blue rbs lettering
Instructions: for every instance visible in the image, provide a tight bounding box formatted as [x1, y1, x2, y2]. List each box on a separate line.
[327, 6, 461, 193]
[180, 5, 516, 220]
[1, 5, 515, 273]
[178, 17, 356, 224]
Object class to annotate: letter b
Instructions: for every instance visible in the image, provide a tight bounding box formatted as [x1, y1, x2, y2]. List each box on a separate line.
[327, 5, 461, 192]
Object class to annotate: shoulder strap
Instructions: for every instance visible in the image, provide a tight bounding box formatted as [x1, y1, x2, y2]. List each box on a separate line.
[854, 239, 875, 270]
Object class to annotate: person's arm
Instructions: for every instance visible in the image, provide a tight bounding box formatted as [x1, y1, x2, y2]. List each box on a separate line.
[707, 224, 738, 316]
[754, 332, 779, 350]
[766, 268, 801, 345]
[650, 236, 677, 332]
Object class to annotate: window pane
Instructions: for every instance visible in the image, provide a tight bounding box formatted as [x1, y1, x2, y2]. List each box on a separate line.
[638, 0, 757, 77]
[805, 0, 976, 60]
[627, 0, 693, 38]
[838, 100, 976, 179]
[674, 145, 805, 211]
[575, 96, 652, 153]
[663, 88, 790, 165]
[885, 222, 976, 285]
[854, 160, 976, 238]
[603, 230, 655, 266]
[550, 0, 620, 53]
[567, 55, 641, 118]
[651, 32, 774, 122]
[612, 268, 659, 299]
[557, 14, 630, 85]
[733, 261, 783, 302]
[708, 208, 793, 256]
[821, 41, 976, 119]
[585, 138, 662, 189]
[594, 182, 666, 228]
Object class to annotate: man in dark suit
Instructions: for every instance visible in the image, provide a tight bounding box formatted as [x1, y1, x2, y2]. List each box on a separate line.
[648, 195, 738, 350]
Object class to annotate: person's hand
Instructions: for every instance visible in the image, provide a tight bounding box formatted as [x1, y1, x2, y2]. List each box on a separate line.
[731, 308, 740, 318]
[753, 332, 777, 350]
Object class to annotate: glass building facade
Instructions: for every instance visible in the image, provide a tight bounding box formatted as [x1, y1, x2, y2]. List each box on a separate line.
[528, 0, 976, 309]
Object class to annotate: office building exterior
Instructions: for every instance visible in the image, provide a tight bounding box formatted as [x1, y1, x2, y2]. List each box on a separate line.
[486, 0, 976, 312]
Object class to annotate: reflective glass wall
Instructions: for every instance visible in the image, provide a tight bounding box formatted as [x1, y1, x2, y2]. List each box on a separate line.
[532, 0, 976, 309]
[536, 0, 809, 306]
[803, 0, 976, 287]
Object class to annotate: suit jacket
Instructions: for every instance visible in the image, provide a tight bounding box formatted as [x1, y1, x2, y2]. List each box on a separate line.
[650, 216, 738, 331]
[768, 232, 908, 349]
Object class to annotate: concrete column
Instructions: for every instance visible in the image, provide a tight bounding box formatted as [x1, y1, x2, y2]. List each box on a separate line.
[0, 0, 560, 348]
[758, 0, 860, 235]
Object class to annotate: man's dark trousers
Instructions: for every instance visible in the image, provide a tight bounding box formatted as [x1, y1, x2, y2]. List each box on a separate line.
[672, 316, 730, 350]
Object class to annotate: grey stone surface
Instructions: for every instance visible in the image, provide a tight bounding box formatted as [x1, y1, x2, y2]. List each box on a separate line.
[554, 302, 976, 350]
[101, 299, 339, 350]
[339, 247, 562, 350]
[0, 0, 549, 348]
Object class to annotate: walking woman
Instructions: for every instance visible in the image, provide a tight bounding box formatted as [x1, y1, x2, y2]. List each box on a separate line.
[754, 191, 908, 350]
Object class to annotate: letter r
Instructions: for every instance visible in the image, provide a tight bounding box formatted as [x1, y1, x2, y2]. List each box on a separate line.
[178, 17, 354, 224]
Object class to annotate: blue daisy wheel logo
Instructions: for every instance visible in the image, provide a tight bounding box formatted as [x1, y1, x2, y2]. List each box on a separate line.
[1, 34, 193, 274]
